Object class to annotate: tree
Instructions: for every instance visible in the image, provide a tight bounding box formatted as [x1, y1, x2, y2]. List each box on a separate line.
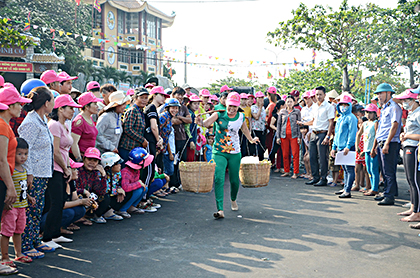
[132, 70, 155, 86]
[163, 63, 176, 80]
[116, 70, 132, 86]
[97, 66, 119, 84]
[0, 18, 34, 48]
[364, 0, 420, 86]
[267, 0, 370, 91]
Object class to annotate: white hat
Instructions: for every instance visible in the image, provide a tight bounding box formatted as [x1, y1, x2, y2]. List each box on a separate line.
[104, 91, 131, 111]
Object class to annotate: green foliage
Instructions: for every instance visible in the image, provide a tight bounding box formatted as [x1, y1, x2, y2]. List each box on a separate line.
[267, 0, 371, 91]
[163, 63, 176, 80]
[132, 70, 155, 87]
[203, 77, 268, 95]
[2, 0, 92, 76]
[0, 18, 35, 48]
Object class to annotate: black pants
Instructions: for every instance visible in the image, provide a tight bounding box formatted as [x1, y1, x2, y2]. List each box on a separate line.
[403, 146, 420, 212]
[378, 142, 400, 200]
[253, 130, 266, 161]
[0, 180, 6, 219]
[309, 132, 329, 181]
[170, 139, 187, 187]
[109, 191, 133, 212]
[86, 194, 111, 217]
[141, 138, 156, 187]
[43, 171, 66, 242]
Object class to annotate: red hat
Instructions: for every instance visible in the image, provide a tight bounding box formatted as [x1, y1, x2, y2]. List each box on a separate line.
[199, 89, 211, 97]
[226, 92, 241, 107]
[54, 94, 82, 109]
[220, 85, 233, 93]
[40, 70, 63, 85]
[58, 71, 78, 81]
[150, 86, 170, 98]
[290, 89, 300, 98]
[0, 85, 32, 106]
[84, 147, 101, 160]
[363, 103, 378, 113]
[267, 86, 277, 94]
[86, 81, 100, 91]
[77, 92, 104, 107]
[69, 158, 84, 169]
[247, 94, 255, 99]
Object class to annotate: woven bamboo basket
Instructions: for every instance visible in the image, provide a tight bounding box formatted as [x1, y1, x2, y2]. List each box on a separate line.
[179, 160, 216, 193]
[239, 160, 271, 188]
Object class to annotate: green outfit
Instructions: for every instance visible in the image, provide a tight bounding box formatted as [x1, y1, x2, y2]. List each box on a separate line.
[213, 111, 244, 211]
[214, 103, 226, 111]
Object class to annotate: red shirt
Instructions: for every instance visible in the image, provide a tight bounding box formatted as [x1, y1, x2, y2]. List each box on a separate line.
[0, 118, 17, 178]
[121, 166, 144, 192]
[71, 114, 98, 154]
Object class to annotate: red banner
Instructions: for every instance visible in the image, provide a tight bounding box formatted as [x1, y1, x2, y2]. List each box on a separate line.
[0, 61, 33, 73]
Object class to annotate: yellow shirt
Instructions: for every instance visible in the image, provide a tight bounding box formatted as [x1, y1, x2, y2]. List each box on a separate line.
[195, 104, 207, 134]
[12, 168, 28, 208]
[242, 107, 251, 129]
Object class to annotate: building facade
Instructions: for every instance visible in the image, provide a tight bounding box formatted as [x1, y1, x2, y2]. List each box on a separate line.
[84, 0, 175, 76]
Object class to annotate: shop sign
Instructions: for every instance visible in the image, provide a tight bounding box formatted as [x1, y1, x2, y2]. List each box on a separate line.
[0, 61, 33, 73]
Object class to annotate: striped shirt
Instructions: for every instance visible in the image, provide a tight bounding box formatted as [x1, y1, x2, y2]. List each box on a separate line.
[12, 168, 28, 208]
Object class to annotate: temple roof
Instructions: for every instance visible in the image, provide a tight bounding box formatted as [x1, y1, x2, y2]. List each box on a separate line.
[30, 53, 65, 64]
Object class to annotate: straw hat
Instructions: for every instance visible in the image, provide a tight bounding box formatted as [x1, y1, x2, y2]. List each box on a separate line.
[104, 91, 131, 111]
[326, 89, 339, 99]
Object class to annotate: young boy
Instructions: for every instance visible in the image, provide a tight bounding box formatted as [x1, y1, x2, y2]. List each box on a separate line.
[299, 125, 312, 180]
[1, 138, 35, 266]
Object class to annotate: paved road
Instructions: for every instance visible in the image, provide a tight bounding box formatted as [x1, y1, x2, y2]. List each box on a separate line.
[13, 166, 419, 278]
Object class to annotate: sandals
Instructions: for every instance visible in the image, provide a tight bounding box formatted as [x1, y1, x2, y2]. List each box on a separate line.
[409, 223, 420, 229]
[0, 264, 18, 275]
[291, 174, 298, 179]
[67, 223, 80, 231]
[213, 210, 225, 219]
[364, 190, 378, 196]
[23, 250, 45, 259]
[1, 261, 16, 268]
[14, 256, 32, 264]
[35, 243, 55, 253]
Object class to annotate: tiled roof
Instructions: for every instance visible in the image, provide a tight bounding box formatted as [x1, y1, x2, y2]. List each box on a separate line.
[30, 53, 65, 64]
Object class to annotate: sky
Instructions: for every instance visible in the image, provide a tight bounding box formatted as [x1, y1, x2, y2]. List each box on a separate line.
[148, 0, 399, 88]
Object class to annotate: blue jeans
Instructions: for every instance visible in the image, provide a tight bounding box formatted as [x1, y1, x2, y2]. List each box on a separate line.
[147, 178, 165, 199]
[163, 154, 174, 176]
[118, 147, 131, 166]
[365, 152, 379, 192]
[343, 165, 355, 193]
[378, 142, 400, 200]
[41, 206, 86, 231]
[120, 187, 146, 212]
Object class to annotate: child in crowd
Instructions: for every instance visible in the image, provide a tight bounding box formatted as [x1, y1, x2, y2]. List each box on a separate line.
[299, 126, 312, 180]
[187, 95, 201, 162]
[1, 138, 34, 265]
[116, 148, 152, 218]
[75, 147, 110, 224]
[203, 134, 214, 162]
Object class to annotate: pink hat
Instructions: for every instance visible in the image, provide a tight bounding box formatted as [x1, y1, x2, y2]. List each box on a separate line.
[69, 158, 84, 169]
[210, 94, 219, 102]
[338, 95, 352, 104]
[40, 70, 63, 85]
[0, 76, 4, 87]
[267, 86, 277, 94]
[220, 85, 233, 93]
[394, 89, 418, 100]
[54, 94, 82, 109]
[126, 89, 135, 96]
[240, 93, 248, 99]
[363, 103, 378, 113]
[0, 86, 32, 105]
[302, 91, 310, 98]
[0, 103, 9, 110]
[189, 94, 202, 102]
[226, 92, 241, 107]
[199, 89, 211, 97]
[150, 86, 170, 98]
[77, 92, 104, 107]
[255, 91, 264, 98]
[281, 95, 287, 101]
[86, 81, 100, 91]
[58, 71, 78, 82]
[125, 154, 154, 170]
[145, 83, 155, 89]
[309, 89, 316, 97]
[84, 147, 101, 160]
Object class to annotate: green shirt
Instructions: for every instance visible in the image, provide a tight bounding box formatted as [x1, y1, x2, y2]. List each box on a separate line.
[213, 111, 244, 154]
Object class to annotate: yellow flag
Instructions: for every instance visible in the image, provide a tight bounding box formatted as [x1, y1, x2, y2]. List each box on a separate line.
[59, 30, 64, 36]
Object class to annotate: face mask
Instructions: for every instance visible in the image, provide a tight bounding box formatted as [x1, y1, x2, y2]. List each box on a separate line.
[340, 106, 349, 113]
[403, 101, 413, 111]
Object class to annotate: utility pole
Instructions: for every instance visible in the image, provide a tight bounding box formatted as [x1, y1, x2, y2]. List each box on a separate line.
[184, 46, 187, 84]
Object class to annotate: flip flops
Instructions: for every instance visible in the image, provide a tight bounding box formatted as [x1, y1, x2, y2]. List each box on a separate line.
[35, 244, 55, 253]
[0, 264, 18, 275]
[1, 261, 16, 268]
[14, 256, 32, 264]
[23, 250, 45, 259]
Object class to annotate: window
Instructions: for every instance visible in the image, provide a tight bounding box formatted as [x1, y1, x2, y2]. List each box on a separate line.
[147, 14, 156, 39]
[118, 10, 125, 34]
[125, 13, 139, 34]
[93, 9, 102, 29]
[92, 46, 101, 59]
[148, 66, 155, 72]
[99, 62, 104, 67]
[92, 60, 98, 66]
[118, 47, 130, 64]
[157, 19, 161, 40]
[131, 50, 144, 64]
[133, 66, 141, 71]
[120, 64, 128, 70]
[147, 51, 156, 66]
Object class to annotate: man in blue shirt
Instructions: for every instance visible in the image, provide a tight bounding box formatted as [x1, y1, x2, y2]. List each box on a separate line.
[372, 83, 402, 205]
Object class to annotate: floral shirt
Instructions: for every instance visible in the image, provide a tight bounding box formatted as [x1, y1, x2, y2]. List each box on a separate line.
[251, 105, 266, 132]
[75, 166, 107, 196]
[213, 111, 244, 154]
[106, 172, 121, 196]
[159, 111, 173, 152]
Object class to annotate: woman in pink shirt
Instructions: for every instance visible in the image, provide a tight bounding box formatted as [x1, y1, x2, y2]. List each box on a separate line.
[71, 92, 103, 162]
[44, 95, 82, 247]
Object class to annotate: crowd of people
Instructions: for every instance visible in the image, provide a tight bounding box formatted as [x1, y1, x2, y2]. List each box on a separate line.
[0, 70, 419, 274]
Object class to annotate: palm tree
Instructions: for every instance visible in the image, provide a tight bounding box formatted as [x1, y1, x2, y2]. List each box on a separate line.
[116, 70, 132, 86]
[98, 66, 119, 84]
[133, 70, 155, 87]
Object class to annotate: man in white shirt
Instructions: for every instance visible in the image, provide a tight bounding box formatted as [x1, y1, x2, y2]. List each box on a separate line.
[300, 86, 335, 186]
